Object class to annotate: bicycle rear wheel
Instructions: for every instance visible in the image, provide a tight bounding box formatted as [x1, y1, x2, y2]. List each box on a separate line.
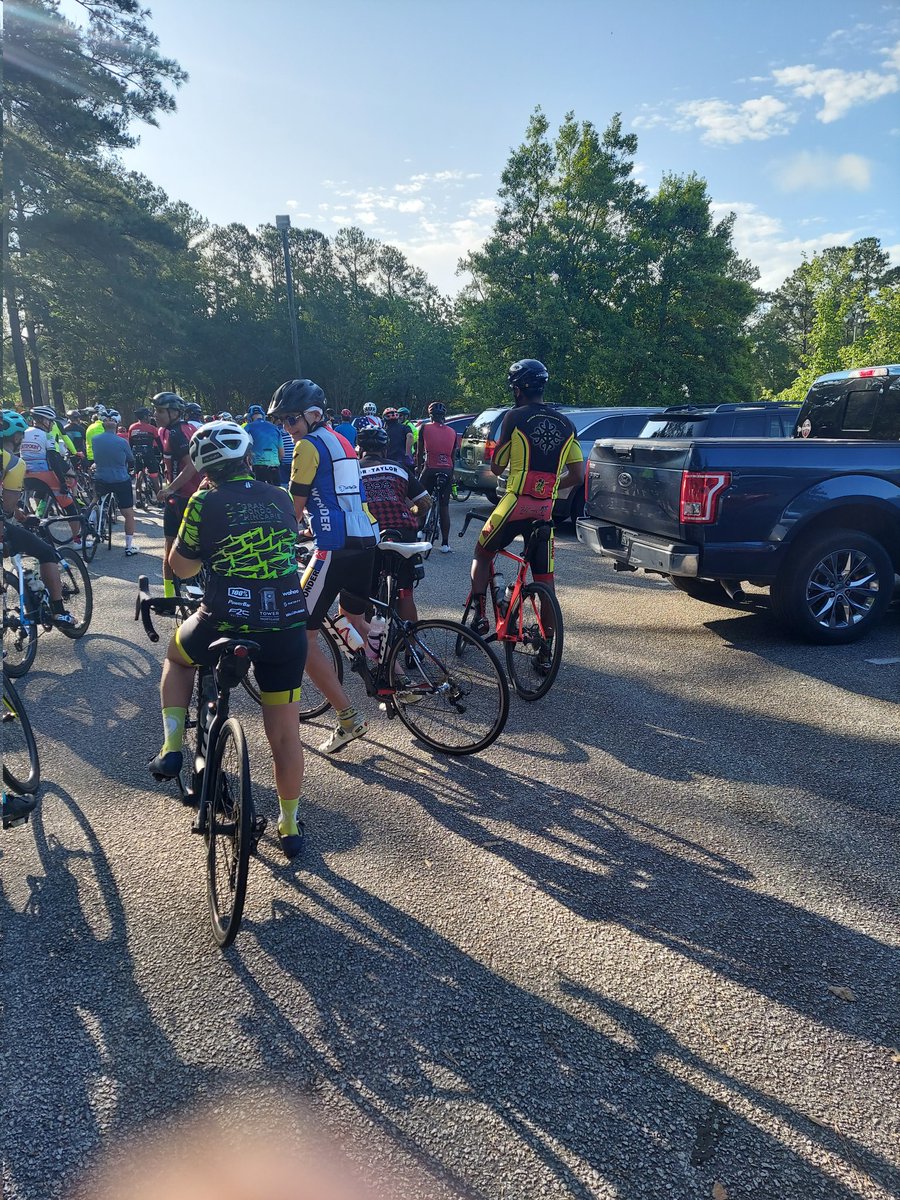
[2, 572, 38, 678]
[2, 675, 41, 795]
[205, 717, 252, 948]
[82, 504, 99, 562]
[56, 549, 93, 638]
[389, 618, 509, 754]
[241, 625, 341, 720]
[453, 485, 471, 502]
[503, 581, 563, 700]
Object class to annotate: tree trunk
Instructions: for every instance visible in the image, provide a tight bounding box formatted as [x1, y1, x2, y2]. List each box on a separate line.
[4, 283, 33, 407]
[22, 306, 44, 406]
[51, 375, 65, 408]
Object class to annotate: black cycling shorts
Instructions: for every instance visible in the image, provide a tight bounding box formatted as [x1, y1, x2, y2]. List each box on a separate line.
[163, 494, 189, 538]
[301, 545, 375, 629]
[174, 612, 308, 705]
[253, 464, 281, 486]
[2, 520, 59, 565]
[96, 478, 134, 511]
[419, 467, 453, 499]
[371, 531, 421, 595]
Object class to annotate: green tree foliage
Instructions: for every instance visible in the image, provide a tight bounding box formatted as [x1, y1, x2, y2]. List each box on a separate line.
[457, 109, 758, 409]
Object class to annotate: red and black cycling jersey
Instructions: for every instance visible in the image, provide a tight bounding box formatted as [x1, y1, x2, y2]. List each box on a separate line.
[128, 421, 163, 454]
[493, 403, 582, 504]
[160, 421, 200, 498]
[358, 455, 427, 533]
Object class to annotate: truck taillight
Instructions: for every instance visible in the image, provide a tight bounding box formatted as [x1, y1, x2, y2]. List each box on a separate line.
[484, 439, 497, 460]
[679, 471, 731, 524]
[852, 367, 888, 378]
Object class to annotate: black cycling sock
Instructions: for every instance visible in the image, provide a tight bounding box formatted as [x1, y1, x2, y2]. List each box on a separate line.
[51, 599, 65, 614]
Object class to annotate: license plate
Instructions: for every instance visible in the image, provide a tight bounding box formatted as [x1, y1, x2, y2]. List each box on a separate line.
[463, 448, 475, 464]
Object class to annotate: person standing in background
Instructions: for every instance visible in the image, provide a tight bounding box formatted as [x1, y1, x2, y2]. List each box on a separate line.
[93, 410, 140, 555]
[245, 404, 284, 485]
[334, 409, 357, 446]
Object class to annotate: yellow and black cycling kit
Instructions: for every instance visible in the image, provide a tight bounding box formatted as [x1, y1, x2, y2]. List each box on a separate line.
[477, 404, 583, 575]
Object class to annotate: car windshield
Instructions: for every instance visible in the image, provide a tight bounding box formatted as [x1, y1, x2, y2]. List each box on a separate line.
[640, 418, 710, 438]
[467, 409, 506, 439]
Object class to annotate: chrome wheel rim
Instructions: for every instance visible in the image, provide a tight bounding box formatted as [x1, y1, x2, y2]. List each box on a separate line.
[806, 549, 879, 629]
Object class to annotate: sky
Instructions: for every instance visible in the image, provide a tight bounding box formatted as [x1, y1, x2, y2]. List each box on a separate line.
[64, 0, 900, 295]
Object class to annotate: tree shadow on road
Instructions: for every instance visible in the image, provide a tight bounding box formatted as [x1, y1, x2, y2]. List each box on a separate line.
[227, 860, 894, 1199]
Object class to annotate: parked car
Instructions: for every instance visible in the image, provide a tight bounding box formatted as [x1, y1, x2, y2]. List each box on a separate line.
[576, 365, 900, 644]
[496, 407, 664, 527]
[638, 402, 800, 440]
[456, 407, 509, 500]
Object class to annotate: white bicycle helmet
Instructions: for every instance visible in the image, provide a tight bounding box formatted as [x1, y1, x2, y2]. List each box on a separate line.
[363, 401, 377, 416]
[106, 409, 122, 423]
[188, 420, 251, 471]
[30, 405, 58, 424]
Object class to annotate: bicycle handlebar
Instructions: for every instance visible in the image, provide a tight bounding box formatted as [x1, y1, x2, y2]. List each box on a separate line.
[135, 574, 199, 644]
[458, 507, 494, 537]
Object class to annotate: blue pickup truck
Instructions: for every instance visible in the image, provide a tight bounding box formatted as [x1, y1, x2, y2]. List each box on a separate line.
[576, 365, 900, 643]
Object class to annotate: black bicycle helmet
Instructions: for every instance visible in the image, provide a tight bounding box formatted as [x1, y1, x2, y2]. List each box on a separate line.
[356, 425, 389, 454]
[428, 402, 447, 420]
[507, 359, 549, 391]
[134, 406, 150, 420]
[152, 391, 185, 412]
[268, 379, 326, 417]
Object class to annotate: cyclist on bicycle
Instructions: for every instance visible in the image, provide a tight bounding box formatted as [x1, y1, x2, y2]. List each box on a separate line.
[357, 401, 383, 431]
[334, 409, 358, 446]
[1, 410, 76, 628]
[270, 378, 377, 755]
[128, 406, 164, 496]
[184, 402, 204, 431]
[357, 424, 430, 623]
[469, 359, 584, 635]
[84, 406, 107, 461]
[150, 420, 309, 860]
[416, 402, 458, 553]
[92, 410, 139, 555]
[19, 406, 81, 543]
[63, 411, 87, 456]
[153, 392, 201, 599]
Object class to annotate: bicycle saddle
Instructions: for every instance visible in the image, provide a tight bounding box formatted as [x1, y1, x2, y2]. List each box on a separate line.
[377, 539, 430, 559]
[208, 637, 260, 659]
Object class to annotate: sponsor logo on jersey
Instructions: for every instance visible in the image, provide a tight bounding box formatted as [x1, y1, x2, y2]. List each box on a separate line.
[228, 586, 251, 601]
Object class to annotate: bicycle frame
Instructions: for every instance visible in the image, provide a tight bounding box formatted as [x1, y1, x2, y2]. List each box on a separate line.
[3, 553, 52, 634]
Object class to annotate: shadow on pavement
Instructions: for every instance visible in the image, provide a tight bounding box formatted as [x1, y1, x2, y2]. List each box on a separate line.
[226, 861, 893, 1199]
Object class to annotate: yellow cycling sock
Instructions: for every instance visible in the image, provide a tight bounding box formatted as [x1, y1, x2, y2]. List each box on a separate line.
[277, 795, 301, 838]
[161, 707, 186, 754]
[163, 577, 176, 599]
[337, 706, 359, 729]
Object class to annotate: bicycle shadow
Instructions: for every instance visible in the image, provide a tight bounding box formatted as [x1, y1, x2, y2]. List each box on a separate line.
[226, 861, 892, 1199]
[0, 785, 208, 1197]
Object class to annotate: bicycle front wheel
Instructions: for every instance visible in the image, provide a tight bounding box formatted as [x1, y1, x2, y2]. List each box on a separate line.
[453, 485, 471, 503]
[503, 581, 563, 700]
[2, 676, 41, 795]
[56, 549, 93, 638]
[389, 619, 509, 755]
[2, 573, 38, 678]
[205, 717, 252, 948]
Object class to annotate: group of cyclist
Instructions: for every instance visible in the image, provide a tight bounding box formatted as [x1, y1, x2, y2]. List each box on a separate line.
[3, 358, 583, 858]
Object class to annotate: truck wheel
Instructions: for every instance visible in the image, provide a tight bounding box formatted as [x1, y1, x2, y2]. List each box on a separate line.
[667, 577, 746, 609]
[770, 528, 893, 644]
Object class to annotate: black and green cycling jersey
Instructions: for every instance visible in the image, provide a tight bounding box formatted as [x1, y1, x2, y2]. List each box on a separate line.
[174, 474, 307, 631]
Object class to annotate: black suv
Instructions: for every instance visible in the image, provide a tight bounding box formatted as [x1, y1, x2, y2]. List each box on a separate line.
[638, 402, 800, 440]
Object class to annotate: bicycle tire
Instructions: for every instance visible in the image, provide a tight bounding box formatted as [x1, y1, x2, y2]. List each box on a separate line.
[82, 504, 99, 562]
[56, 549, 93, 638]
[240, 625, 341, 720]
[388, 618, 509, 755]
[2, 675, 41, 795]
[503, 581, 563, 701]
[106, 497, 116, 550]
[175, 675, 201, 806]
[2, 571, 38, 678]
[205, 717, 252, 948]
[453, 485, 472, 502]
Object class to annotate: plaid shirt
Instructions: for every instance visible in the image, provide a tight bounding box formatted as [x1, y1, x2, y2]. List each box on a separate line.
[358, 455, 426, 533]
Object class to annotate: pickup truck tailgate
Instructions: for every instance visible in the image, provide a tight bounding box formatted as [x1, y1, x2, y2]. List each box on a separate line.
[586, 439, 691, 539]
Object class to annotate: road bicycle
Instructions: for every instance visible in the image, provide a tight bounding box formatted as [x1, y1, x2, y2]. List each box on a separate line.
[311, 537, 509, 754]
[20, 477, 83, 547]
[451, 479, 472, 503]
[458, 509, 564, 701]
[133, 455, 162, 510]
[136, 577, 267, 948]
[2, 522, 93, 677]
[2, 672, 41, 805]
[420, 470, 450, 545]
[81, 485, 119, 562]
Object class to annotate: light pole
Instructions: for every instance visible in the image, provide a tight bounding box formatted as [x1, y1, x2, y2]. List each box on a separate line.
[275, 214, 301, 378]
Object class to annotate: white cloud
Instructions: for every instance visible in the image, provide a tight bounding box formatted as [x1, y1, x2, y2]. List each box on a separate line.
[634, 95, 796, 144]
[354, 210, 377, 226]
[710, 199, 859, 291]
[397, 198, 425, 213]
[468, 197, 497, 218]
[773, 150, 872, 191]
[773, 39, 900, 121]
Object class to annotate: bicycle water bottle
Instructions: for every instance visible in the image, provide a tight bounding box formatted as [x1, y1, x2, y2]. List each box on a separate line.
[366, 614, 386, 662]
[334, 615, 365, 652]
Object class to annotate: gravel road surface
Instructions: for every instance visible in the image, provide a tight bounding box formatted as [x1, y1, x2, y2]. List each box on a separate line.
[2, 507, 898, 1199]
